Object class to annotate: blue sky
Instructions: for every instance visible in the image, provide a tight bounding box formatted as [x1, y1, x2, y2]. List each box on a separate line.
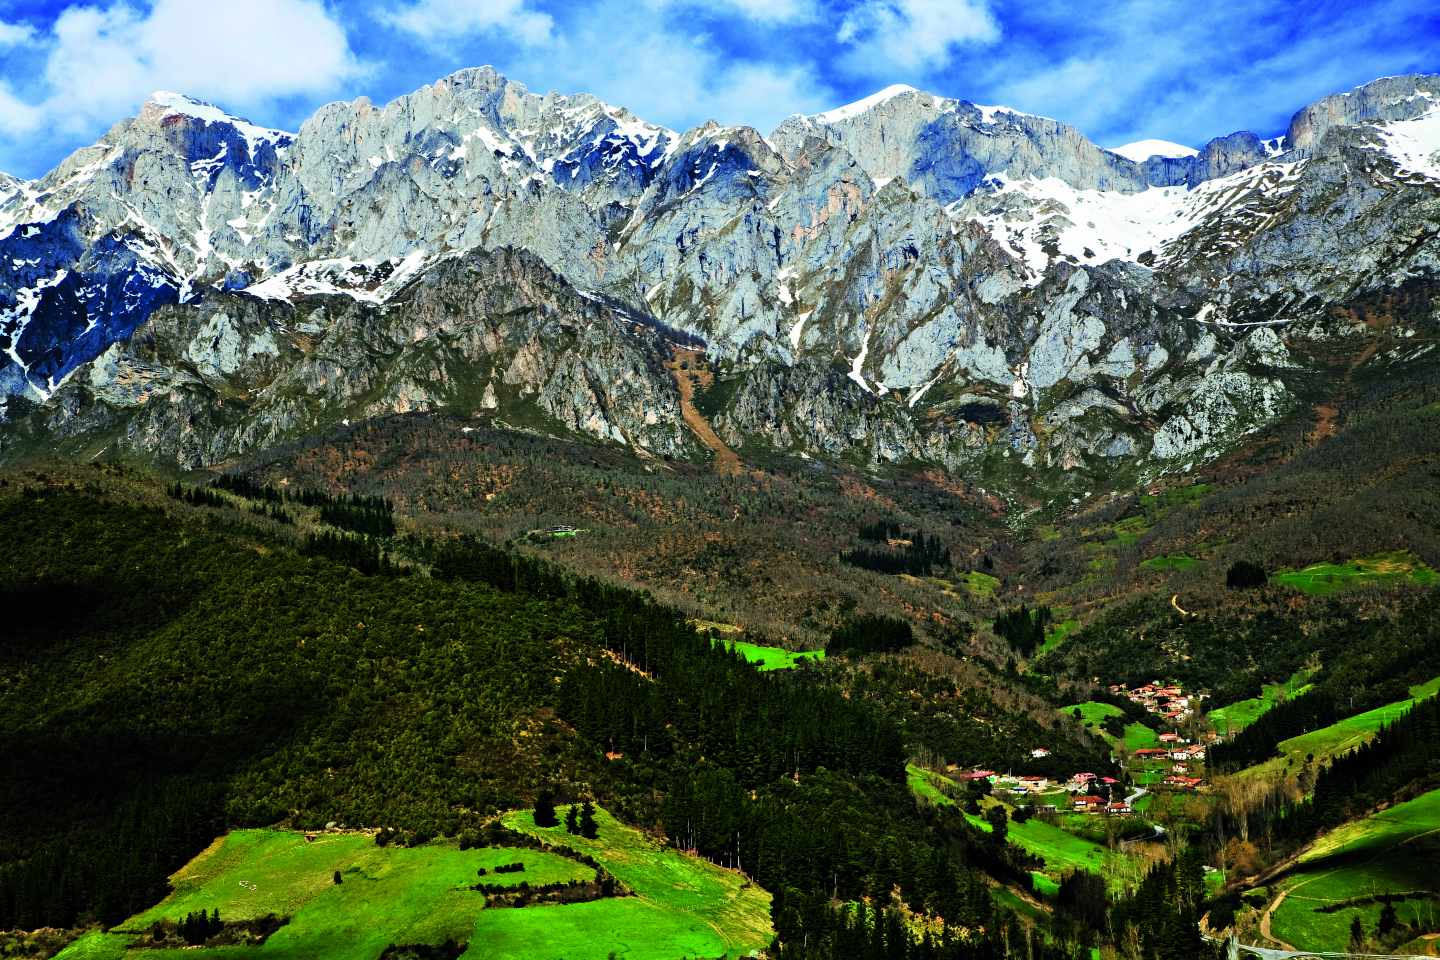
[0, 0, 1435, 178]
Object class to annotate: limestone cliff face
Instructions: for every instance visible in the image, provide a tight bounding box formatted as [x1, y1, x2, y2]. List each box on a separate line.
[20, 247, 693, 467]
[4, 68, 1440, 482]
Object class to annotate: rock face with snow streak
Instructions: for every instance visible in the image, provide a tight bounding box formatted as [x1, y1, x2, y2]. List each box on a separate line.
[3, 68, 1440, 485]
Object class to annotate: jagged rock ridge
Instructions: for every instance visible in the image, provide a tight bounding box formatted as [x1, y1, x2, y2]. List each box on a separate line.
[2, 69, 1439, 479]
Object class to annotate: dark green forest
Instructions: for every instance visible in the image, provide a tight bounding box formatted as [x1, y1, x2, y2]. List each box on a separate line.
[0, 468, 1202, 960]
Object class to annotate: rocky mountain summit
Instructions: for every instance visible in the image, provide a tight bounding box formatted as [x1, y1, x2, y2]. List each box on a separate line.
[3, 68, 1439, 482]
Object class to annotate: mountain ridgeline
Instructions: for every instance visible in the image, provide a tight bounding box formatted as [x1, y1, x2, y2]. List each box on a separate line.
[1, 70, 1438, 486]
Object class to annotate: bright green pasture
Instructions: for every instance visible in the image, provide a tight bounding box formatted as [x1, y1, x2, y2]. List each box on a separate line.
[1272, 550, 1439, 596]
[907, 763, 958, 807]
[1038, 618, 1080, 657]
[1235, 676, 1440, 782]
[1208, 669, 1315, 735]
[1062, 701, 1124, 726]
[1059, 702, 1155, 751]
[905, 766, 1123, 892]
[957, 570, 1001, 596]
[55, 810, 772, 960]
[1140, 554, 1200, 572]
[497, 805, 772, 960]
[972, 804, 1111, 880]
[1267, 789, 1440, 952]
[57, 829, 592, 960]
[718, 638, 824, 671]
[1122, 723, 1160, 751]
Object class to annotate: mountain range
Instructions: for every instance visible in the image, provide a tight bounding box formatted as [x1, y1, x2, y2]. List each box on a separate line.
[2, 68, 1438, 484]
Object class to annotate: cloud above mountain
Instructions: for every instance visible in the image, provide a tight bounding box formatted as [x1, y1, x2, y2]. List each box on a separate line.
[0, 0, 361, 154]
[0, 0, 1435, 178]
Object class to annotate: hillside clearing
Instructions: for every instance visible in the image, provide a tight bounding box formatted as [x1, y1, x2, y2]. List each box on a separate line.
[1208, 668, 1317, 735]
[1272, 550, 1439, 596]
[1234, 675, 1440, 782]
[1264, 788, 1440, 952]
[53, 811, 771, 960]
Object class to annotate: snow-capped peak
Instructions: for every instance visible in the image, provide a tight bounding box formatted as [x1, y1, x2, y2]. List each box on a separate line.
[812, 84, 923, 123]
[143, 91, 293, 146]
[1108, 139, 1199, 162]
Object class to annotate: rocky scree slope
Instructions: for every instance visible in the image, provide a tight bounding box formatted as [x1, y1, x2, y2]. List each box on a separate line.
[2, 69, 1440, 479]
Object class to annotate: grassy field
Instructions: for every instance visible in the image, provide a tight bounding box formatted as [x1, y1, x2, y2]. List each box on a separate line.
[695, 620, 824, 671]
[1139, 554, 1201, 572]
[1038, 618, 1080, 657]
[1265, 788, 1440, 952]
[1271, 550, 1439, 596]
[497, 806, 772, 960]
[1235, 676, 1440, 782]
[1139, 482, 1213, 513]
[1208, 669, 1316, 735]
[1110, 515, 1151, 547]
[718, 638, 824, 671]
[56, 830, 592, 960]
[907, 763, 957, 807]
[1059, 702, 1157, 752]
[956, 570, 1001, 596]
[906, 766, 1115, 885]
[55, 811, 772, 960]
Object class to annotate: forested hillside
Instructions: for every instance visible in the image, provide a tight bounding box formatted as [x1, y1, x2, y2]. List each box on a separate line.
[0, 465, 1141, 960]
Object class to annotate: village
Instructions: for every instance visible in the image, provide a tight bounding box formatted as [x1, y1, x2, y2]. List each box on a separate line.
[947, 679, 1216, 818]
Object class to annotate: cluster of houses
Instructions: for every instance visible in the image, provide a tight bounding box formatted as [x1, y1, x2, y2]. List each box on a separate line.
[948, 770, 1138, 815]
[1132, 733, 1208, 786]
[1109, 681, 1205, 721]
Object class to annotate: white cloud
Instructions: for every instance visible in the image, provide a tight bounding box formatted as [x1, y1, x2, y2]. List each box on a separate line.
[837, 0, 999, 71]
[649, 0, 816, 23]
[0, 0, 365, 155]
[0, 18, 35, 47]
[504, 1, 833, 133]
[383, 0, 554, 46]
[714, 0, 813, 21]
[0, 82, 43, 137]
[34, 0, 362, 134]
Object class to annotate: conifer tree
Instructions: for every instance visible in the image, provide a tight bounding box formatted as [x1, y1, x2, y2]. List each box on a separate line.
[533, 789, 558, 828]
[579, 801, 598, 839]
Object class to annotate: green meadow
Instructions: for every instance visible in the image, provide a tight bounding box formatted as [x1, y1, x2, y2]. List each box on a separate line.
[498, 805, 772, 960]
[1236, 676, 1440, 782]
[55, 809, 772, 960]
[719, 638, 825, 671]
[1266, 788, 1440, 952]
[1208, 668, 1316, 735]
[1139, 554, 1200, 572]
[1038, 618, 1081, 657]
[1059, 702, 1157, 752]
[1272, 550, 1439, 596]
[957, 570, 1002, 597]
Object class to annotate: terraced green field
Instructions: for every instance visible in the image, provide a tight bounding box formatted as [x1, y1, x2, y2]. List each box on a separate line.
[55, 810, 772, 960]
[1208, 669, 1316, 735]
[1272, 551, 1439, 596]
[1236, 676, 1440, 782]
[1266, 788, 1440, 952]
[718, 638, 824, 671]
